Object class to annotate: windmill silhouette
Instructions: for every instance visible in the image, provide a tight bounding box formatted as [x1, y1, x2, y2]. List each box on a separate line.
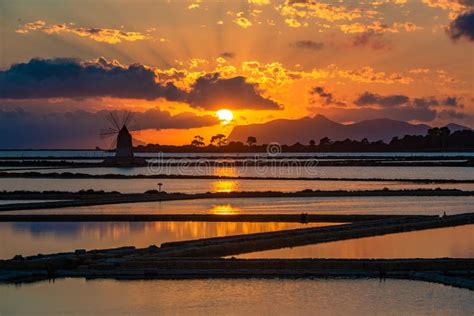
[100, 111, 136, 158]
[100, 111, 147, 167]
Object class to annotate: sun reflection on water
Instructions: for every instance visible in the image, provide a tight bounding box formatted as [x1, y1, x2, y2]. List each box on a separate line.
[209, 204, 242, 215]
[212, 180, 240, 192]
[213, 166, 238, 178]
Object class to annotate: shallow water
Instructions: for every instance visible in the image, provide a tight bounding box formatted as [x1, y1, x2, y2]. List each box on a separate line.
[5, 196, 474, 216]
[1, 150, 473, 158]
[0, 221, 336, 259]
[6, 166, 474, 180]
[1, 177, 472, 193]
[1, 278, 473, 315]
[238, 224, 474, 259]
[0, 200, 63, 205]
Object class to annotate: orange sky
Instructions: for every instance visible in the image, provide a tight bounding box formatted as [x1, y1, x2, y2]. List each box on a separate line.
[0, 0, 473, 147]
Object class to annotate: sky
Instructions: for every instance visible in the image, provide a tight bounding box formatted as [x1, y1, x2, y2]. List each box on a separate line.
[0, 0, 473, 148]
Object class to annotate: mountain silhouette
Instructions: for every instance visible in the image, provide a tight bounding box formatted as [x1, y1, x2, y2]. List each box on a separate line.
[228, 115, 471, 144]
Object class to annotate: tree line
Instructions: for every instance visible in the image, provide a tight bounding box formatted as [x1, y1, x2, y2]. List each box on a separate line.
[135, 127, 474, 153]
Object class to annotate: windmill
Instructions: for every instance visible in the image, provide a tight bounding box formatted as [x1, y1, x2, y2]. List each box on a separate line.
[100, 111, 136, 158]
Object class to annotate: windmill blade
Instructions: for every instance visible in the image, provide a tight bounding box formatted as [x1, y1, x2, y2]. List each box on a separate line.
[127, 114, 140, 132]
[100, 128, 119, 139]
[107, 137, 118, 150]
[108, 112, 121, 130]
[122, 111, 130, 127]
[123, 111, 135, 128]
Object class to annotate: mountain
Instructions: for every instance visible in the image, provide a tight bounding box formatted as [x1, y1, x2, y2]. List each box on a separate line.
[227, 115, 471, 144]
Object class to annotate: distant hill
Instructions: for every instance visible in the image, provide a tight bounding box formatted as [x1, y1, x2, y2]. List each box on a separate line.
[228, 115, 471, 144]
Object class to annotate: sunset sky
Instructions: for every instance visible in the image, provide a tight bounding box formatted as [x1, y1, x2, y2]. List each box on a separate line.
[0, 0, 473, 148]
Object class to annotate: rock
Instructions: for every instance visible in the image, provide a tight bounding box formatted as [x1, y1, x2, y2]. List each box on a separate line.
[148, 245, 159, 250]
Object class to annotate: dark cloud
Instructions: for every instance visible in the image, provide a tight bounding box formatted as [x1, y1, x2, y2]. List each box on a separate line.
[309, 91, 468, 123]
[310, 106, 438, 123]
[354, 92, 409, 107]
[459, 0, 474, 8]
[0, 58, 185, 101]
[312, 87, 332, 99]
[352, 31, 391, 50]
[412, 96, 460, 108]
[187, 73, 282, 110]
[133, 108, 219, 130]
[444, 96, 459, 106]
[413, 97, 439, 108]
[0, 58, 282, 112]
[447, 10, 474, 41]
[310, 86, 346, 106]
[0, 108, 219, 149]
[291, 40, 324, 51]
[219, 52, 235, 59]
[438, 109, 470, 120]
[356, 92, 462, 109]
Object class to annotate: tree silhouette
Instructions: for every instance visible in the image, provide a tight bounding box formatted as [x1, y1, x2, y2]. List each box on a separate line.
[191, 135, 205, 147]
[309, 139, 316, 146]
[246, 136, 257, 146]
[319, 137, 332, 146]
[135, 126, 474, 153]
[439, 127, 451, 147]
[210, 134, 227, 146]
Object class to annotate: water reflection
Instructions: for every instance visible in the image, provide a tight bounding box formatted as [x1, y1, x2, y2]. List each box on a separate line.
[1, 279, 473, 315]
[238, 224, 474, 259]
[2, 178, 472, 193]
[7, 196, 473, 216]
[5, 166, 474, 181]
[0, 221, 336, 259]
[213, 166, 239, 177]
[212, 180, 240, 193]
[209, 204, 242, 215]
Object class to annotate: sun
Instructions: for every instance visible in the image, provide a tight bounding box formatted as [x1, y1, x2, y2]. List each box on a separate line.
[216, 109, 234, 125]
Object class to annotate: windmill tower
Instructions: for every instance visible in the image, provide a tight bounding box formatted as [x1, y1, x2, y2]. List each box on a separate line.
[116, 125, 134, 158]
[101, 111, 135, 158]
[100, 112, 145, 166]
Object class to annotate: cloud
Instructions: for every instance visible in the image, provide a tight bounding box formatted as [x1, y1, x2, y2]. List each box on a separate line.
[16, 20, 149, 44]
[355, 92, 461, 108]
[248, 0, 271, 5]
[336, 66, 414, 84]
[15, 20, 46, 33]
[438, 109, 471, 120]
[0, 58, 185, 101]
[219, 52, 236, 59]
[413, 96, 460, 107]
[354, 92, 410, 107]
[285, 18, 303, 27]
[186, 73, 283, 110]
[277, 1, 364, 22]
[188, 3, 200, 10]
[409, 68, 431, 74]
[0, 108, 219, 149]
[447, 10, 474, 41]
[421, 0, 471, 17]
[130, 108, 219, 130]
[339, 21, 422, 34]
[234, 17, 252, 28]
[308, 90, 468, 123]
[310, 86, 346, 106]
[291, 40, 325, 50]
[352, 31, 392, 50]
